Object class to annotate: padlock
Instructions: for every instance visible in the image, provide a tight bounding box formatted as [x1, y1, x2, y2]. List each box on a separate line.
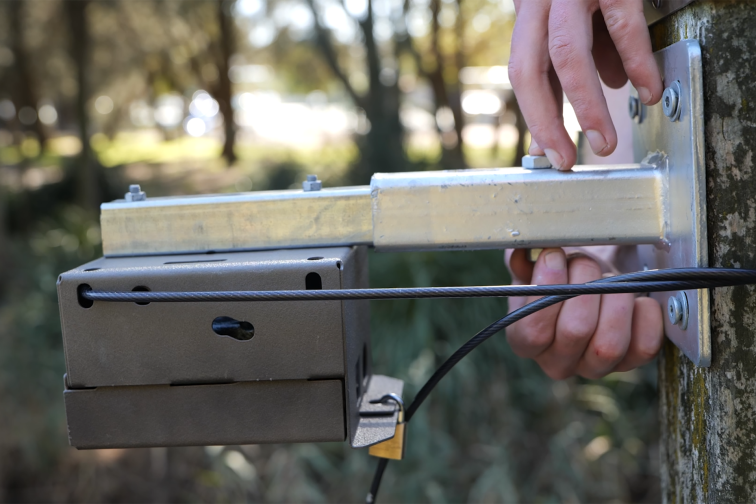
[368, 393, 406, 461]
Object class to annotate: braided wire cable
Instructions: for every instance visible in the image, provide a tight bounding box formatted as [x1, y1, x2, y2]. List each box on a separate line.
[81, 268, 756, 303]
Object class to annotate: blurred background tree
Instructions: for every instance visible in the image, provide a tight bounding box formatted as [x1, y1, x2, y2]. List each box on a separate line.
[0, 0, 658, 502]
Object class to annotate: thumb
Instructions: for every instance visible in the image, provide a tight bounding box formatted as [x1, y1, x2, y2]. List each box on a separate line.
[506, 249, 534, 285]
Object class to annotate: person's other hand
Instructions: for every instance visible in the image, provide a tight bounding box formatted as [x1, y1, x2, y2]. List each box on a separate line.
[505, 248, 664, 380]
[508, 0, 663, 170]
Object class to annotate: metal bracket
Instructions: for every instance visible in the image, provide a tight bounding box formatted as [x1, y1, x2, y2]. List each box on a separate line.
[632, 39, 709, 366]
[644, 0, 698, 25]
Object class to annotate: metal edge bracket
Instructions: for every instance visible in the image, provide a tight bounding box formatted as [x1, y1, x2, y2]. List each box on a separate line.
[632, 39, 709, 367]
[644, 0, 698, 26]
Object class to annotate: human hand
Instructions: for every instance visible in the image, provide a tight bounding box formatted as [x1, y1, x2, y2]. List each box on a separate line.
[508, 0, 663, 170]
[505, 248, 664, 380]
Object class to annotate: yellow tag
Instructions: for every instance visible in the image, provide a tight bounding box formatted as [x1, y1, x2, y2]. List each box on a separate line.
[369, 423, 406, 460]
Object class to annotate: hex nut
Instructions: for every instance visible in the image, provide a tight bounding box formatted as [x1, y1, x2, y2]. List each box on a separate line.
[125, 184, 146, 202]
[302, 174, 322, 192]
[522, 155, 552, 169]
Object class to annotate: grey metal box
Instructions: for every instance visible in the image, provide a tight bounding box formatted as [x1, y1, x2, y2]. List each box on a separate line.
[57, 246, 400, 449]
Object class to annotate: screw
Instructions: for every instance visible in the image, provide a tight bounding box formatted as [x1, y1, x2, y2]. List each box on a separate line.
[652, 0, 661, 8]
[667, 291, 689, 330]
[662, 81, 682, 122]
[125, 184, 146, 202]
[628, 95, 643, 123]
[302, 174, 322, 192]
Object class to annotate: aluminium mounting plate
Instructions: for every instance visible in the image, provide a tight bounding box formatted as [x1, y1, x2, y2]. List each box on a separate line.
[632, 39, 709, 366]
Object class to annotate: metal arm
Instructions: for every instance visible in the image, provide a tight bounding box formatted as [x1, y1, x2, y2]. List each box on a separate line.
[101, 160, 666, 256]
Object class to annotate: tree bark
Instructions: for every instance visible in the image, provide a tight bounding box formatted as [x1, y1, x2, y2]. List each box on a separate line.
[215, 0, 237, 166]
[651, 2, 756, 502]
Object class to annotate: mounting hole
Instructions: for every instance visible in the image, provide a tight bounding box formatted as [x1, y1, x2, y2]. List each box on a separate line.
[132, 286, 151, 306]
[84, 268, 100, 272]
[212, 316, 255, 341]
[77, 284, 93, 309]
[306, 272, 322, 290]
[307, 256, 324, 261]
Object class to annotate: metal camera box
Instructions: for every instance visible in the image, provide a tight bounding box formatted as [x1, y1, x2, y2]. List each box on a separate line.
[57, 246, 402, 449]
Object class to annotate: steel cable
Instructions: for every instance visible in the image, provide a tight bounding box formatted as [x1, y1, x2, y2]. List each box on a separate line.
[81, 268, 756, 303]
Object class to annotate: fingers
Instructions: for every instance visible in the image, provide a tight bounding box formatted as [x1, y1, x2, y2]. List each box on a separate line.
[505, 248, 663, 379]
[592, 12, 628, 89]
[576, 291, 635, 379]
[548, 0, 617, 158]
[534, 257, 602, 380]
[506, 248, 567, 359]
[505, 249, 534, 314]
[509, 1, 576, 170]
[599, 0, 663, 105]
[614, 297, 664, 372]
[506, 249, 534, 286]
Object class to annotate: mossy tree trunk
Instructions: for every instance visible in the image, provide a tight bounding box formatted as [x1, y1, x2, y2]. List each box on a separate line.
[651, 2, 756, 502]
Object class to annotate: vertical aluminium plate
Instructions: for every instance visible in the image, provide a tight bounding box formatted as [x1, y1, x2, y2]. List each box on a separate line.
[633, 39, 710, 366]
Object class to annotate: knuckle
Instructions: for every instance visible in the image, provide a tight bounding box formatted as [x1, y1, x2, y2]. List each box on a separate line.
[621, 57, 650, 80]
[602, 9, 633, 40]
[569, 256, 601, 275]
[592, 340, 626, 365]
[548, 34, 580, 72]
[518, 319, 555, 349]
[507, 59, 526, 87]
[557, 322, 594, 347]
[634, 341, 661, 363]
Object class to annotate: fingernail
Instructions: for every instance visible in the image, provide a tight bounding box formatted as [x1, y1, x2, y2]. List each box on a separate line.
[585, 130, 608, 155]
[637, 87, 652, 104]
[543, 148, 564, 170]
[544, 250, 566, 271]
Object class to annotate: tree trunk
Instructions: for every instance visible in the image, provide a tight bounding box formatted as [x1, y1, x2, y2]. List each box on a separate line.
[215, 0, 237, 166]
[651, 2, 756, 502]
[9, 0, 48, 147]
[65, 0, 98, 213]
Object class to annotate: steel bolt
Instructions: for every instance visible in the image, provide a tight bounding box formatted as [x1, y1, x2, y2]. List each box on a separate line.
[628, 95, 643, 123]
[125, 184, 146, 202]
[667, 291, 689, 330]
[662, 81, 682, 122]
[302, 174, 322, 192]
[651, 0, 661, 8]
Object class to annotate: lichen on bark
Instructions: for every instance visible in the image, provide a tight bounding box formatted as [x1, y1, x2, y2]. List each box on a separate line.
[651, 2, 756, 502]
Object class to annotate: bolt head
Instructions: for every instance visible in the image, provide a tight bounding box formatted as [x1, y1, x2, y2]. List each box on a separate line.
[628, 95, 644, 123]
[125, 184, 146, 202]
[667, 291, 689, 329]
[668, 295, 682, 325]
[662, 82, 682, 121]
[652, 0, 661, 8]
[302, 177, 322, 191]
